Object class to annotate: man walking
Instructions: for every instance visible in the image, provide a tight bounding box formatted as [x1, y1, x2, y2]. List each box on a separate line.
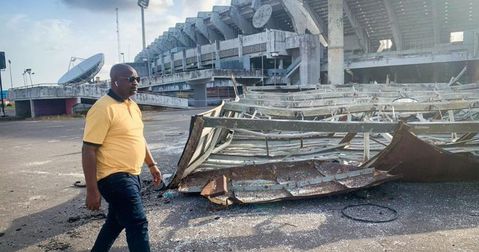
[82, 64, 162, 251]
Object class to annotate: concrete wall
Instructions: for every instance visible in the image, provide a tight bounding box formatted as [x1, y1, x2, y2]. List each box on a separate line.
[327, 0, 344, 85]
[33, 99, 66, 117]
[65, 98, 80, 115]
[143, 69, 262, 87]
[473, 61, 479, 82]
[300, 35, 322, 85]
[128, 63, 149, 77]
[132, 92, 189, 107]
[15, 100, 31, 118]
[153, 30, 298, 73]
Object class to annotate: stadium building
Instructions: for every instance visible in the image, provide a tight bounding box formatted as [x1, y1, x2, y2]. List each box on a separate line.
[134, 0, 479, 106]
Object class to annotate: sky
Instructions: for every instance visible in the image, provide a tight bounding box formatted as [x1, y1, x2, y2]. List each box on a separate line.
[0, 0, 230, 88]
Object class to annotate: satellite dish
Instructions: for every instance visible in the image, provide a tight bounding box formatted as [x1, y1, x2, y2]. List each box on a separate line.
[58, 53, 104, 85]
[252, 4, 273, 29]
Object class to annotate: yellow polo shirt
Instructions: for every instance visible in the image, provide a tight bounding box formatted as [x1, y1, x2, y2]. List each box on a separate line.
[83, 94, 146, 181]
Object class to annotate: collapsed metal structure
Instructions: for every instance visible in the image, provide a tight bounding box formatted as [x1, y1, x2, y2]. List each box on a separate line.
[168, 82, 479, 205]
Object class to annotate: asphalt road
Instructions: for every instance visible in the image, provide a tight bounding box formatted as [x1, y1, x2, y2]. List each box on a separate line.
[1, 108, 479, 251]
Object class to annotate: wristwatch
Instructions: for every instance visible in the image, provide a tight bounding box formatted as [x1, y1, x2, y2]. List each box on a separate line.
[148, 162, 157, 168]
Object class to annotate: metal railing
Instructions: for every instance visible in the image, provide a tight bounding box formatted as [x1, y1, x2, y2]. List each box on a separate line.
[140, 69, 264, 87]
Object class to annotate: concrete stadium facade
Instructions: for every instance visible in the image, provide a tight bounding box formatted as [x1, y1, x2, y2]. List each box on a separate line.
[134, 0, 479, 106]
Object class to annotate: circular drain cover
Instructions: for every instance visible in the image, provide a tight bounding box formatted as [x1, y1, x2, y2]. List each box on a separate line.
[341, 203, 398, 223]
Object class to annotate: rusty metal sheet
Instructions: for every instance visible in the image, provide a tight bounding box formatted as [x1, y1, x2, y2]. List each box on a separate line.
[175, 160, 397, 205]
[200, 175, 228, 197]
[363, 123, 479, 182]
[168, 115, 205, 188]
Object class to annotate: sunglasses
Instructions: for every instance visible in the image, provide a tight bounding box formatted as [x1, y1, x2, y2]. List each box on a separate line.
[119, 76, 141, 83]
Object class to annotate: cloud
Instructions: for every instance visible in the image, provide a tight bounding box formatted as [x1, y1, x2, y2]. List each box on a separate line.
[31, 19, 74, 51]
[149, 0, 175, 13]
[4, 15, 74, 52]
[5, 14, 29, 30]
[61, 0, 175, 13]
[178, 0, 231, 22]
[1, 0, 230, 86]
[122, 0, 235, 59]
[61, 0, 137, 12]
[0, 14, 103, 85]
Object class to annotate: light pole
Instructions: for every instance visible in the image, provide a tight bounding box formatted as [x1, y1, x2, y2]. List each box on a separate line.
[23, 69, 34, 86]
[0, 71, 5, 117]
[29, 72, 35, 85]
[8, 60, 13, 89]
[0, 51, 5, 116]
[138, 1, 150, 84]
[120, 53, 125, 63]
[23, 69, 29, 86]
[22, 71, 27, 86]
[138, 0, 149, 50]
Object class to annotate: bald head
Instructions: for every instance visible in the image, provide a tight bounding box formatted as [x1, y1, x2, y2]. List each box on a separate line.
[110, 64, 139, 99]
[110, 64, 136, 81]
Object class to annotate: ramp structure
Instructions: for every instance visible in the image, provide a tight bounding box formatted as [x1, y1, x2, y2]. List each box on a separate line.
[9, 84, 188, 118]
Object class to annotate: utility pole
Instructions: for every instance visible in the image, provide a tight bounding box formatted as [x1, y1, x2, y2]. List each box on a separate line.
[0, 71, 5, 116]
[8, 60, 13, 89]
[116, 8, 121, 63]
[0, 51, 5, 116]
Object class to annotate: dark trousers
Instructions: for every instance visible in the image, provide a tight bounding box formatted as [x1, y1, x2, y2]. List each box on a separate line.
[92, 173, 150, 252]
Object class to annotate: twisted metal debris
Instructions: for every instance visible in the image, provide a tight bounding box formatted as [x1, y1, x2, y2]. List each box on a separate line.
[169, 83, 479, 205]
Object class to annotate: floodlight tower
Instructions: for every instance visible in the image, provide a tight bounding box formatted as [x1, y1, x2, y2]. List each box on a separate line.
[138, 0, 150, 82]
[22, 68, 34, 86]
[138, 0, 149, 50]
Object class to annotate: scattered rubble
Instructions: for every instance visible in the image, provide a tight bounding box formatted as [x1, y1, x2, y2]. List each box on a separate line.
[38, 239, 71, 251]
[67, 213, 106, 223]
